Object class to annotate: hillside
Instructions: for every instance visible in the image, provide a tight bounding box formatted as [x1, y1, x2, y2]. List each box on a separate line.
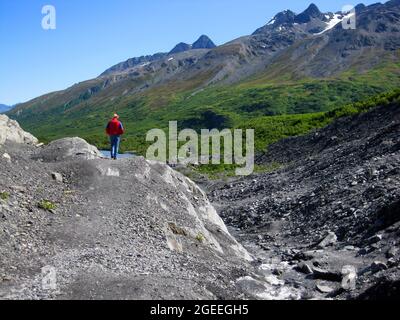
[209, 94, 400, 299]
[6, 1, 400, 155]
[187, 89, 400, 178]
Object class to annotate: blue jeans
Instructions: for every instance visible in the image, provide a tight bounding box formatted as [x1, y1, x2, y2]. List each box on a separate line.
[110, 135, 121, 159]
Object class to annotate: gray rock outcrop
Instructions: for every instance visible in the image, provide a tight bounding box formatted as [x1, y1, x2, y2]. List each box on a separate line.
[33, 137, 103, 162]
[0, 125, 254, 300]
[0, 115, 38, 146]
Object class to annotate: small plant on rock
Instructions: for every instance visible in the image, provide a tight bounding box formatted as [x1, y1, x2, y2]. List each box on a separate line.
[0, 192, 10, 201]
[196, 232, 205, 243]
[38, 200, 57, 211]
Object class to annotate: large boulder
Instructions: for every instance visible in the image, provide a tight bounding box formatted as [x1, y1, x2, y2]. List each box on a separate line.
[0, 115, 38, 145]
[34, 137, 103, 162]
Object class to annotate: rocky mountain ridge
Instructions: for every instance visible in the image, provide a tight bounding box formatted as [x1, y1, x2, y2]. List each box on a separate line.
[101, 35, 216, 76]
[169, 35, 217, 55]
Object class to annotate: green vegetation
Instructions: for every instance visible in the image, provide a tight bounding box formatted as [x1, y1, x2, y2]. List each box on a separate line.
[195, 232, 205, 243]
[190, 162, 284, 180]
[9, 61, 400, 177]
[0, 192, 10, 201]
[38, 200, 57, 211]
[173, 88, 400, 179]
[240, 88, 400, 152]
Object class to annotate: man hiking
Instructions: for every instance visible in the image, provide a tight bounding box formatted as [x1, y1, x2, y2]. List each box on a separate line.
[106, 113, 125, 160]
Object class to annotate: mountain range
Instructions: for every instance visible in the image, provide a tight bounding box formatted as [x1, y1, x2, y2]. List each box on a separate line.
[169, 35, 217, 55]
[0, 104, 12, 114]
[101, 35, 216, 76]
[7, 1, 400, 154]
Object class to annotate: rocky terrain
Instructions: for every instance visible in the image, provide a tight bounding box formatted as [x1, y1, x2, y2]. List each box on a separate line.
[0, 115, 270, 300]
[209, 100, 400, 300]
[169, 35, 217, 55]
[101, 35, 216, 76]
[2, 115, 317, 300]
[2, 97, 400, 300]
[0, 115, 38, 146]
[99, 1, 400, 82]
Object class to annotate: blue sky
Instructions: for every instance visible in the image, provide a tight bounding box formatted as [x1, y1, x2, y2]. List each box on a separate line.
[0, 0, 381, 105]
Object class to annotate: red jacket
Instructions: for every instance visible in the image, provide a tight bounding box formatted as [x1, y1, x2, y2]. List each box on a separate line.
[106, 118, 125, 136]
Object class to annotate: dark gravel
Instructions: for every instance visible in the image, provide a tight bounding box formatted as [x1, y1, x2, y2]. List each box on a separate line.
[209, 102, 400, 300]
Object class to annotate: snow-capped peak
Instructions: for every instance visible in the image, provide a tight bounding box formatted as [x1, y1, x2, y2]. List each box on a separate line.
[314, 12, 354, 35]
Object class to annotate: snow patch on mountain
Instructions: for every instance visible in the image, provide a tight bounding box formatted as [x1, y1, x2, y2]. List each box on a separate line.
[315, 12, 354, 35]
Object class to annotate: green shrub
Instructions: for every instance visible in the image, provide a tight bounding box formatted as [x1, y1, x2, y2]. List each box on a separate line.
[196, 232, 205, 243]
[0, 192, 10, 201]
[38, 200, 57, 211]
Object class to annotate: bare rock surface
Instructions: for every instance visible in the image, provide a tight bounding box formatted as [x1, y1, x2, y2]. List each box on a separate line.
[209, 102, 400, 300]
[33, 137, 103, 162]
[0, 115, 38, 146]
[0, 135, 260, 300]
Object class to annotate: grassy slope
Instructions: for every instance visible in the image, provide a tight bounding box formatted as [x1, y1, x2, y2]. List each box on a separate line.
[11, 58, 400, 158]
[191, 88, 400, 178]
[91, 61, 400, 154]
